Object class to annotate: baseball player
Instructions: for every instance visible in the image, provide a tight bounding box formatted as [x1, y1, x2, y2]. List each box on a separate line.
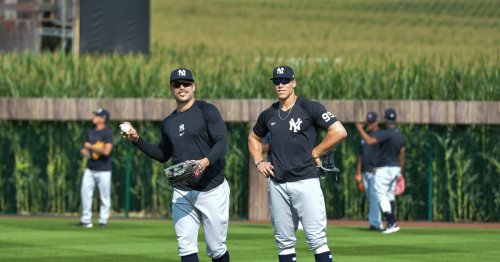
[356, 112, 383, 231]
[355, 108, 406, 234]
[248, 66, 347, 262]
[122, 68, 230, 262]
[77, 108, 114, 228]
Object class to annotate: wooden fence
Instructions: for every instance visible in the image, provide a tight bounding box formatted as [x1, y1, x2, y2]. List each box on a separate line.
[1, 98, 499, 221]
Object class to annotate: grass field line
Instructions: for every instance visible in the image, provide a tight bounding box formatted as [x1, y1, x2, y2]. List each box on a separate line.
[2, 215, 499, 229]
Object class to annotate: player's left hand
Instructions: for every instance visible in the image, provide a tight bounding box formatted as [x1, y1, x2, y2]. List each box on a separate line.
[196, 158, 210, 177]
[257, 162, 274, 178]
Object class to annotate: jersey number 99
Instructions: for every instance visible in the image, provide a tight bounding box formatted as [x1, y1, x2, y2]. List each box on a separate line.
[322, 112, 335, 122]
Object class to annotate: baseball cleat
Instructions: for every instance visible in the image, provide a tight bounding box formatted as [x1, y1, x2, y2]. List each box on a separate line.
[75, 222, 93, 228]
[382, 224, 400, 234]
[99, 223, 107, 227]
[369, 225, 383, 231]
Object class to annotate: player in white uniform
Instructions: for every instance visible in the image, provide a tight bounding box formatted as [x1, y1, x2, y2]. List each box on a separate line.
[122, 68, 230, 262]
[356, 108, 406, 234]
[248, 66, 347, 262]
[356, 112, 383, 230]
[78, 108, 114, 228]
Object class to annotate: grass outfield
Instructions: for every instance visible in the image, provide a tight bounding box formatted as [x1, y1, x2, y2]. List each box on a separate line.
[1, 218, 499, 261]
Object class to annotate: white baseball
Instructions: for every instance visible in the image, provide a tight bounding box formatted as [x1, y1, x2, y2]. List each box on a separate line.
[120, 123, 131, 133]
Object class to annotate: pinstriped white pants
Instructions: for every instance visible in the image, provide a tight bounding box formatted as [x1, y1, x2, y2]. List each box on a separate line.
[80, 168, 111, 224]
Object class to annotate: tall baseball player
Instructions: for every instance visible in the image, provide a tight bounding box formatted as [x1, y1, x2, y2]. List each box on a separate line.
[122, 68, 230, 262]
[356, 112, 383, 231]
[77, 108, 114, 228]
[355, 108, 406, 234]
[248, 66, 347, 262]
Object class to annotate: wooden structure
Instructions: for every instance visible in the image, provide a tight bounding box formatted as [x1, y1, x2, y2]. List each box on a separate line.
[1, 98, 499, 221]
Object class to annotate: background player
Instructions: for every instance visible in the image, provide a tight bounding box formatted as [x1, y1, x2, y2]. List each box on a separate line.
[248, 66, 347, 262]
[355, 108, 406, 234]
[356, 111, 383, 231]
[121, 68, 230, 262]
[77, 108, 114, 228]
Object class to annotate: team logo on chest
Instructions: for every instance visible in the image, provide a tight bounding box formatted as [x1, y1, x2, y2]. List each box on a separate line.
[289, 118, 302, 133]
[179, 124, 185, 136]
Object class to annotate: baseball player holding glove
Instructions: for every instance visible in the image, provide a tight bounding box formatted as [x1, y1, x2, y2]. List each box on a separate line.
[356, 111, 383, 231]
[122, 68, 230, 262]
[77, 108, 113, 228]
[248, 66, 347, 262]
[356, 108, 406, 234]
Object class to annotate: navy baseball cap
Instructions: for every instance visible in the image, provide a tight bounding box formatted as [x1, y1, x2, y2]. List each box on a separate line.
[384, 108, 397, 121]
[366, 111, 378, 123]
[270, 65, 295, 80]
[170, 68, 195, 84]
[93, 108, 110, 121]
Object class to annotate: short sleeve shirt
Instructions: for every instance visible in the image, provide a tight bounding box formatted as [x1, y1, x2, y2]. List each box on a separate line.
[359, 129, 382, 172]
[252, 97, 338, 182]
[86, 128, 114, 171]
[372, 128, 405, 167]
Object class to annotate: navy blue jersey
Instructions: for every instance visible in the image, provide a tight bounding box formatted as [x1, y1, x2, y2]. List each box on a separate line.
[134, 100, 228, 191]
[253, 97, 337, 183]
[86, 128, 113, 171]
[372, 128, 405, 167]
[358, 129, 382, 172]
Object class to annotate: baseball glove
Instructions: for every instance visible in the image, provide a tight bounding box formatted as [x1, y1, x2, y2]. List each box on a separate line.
[317, 150, 342, 182]
[355, 174, 365, 193]
[164, 160, 202, 185]
[394, 175, 405, 196]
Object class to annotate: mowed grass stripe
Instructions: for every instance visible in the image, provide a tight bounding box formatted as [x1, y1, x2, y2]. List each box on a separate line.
[1, 218, 499, 261]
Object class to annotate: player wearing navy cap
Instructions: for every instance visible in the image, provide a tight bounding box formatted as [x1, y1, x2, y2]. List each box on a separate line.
[248, 66, 347, 262]
[122, 68, 230, 262]
[77, 108, 114, 228]
[356, 108, 406, 234]
[356, 111, 383, 231]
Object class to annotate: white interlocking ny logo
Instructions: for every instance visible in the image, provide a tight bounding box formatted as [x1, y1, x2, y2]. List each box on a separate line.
[289, 118, 302, 132]
[179, 124, 184, 132]
[277, 67, 284, 74]
[178, 69, 186, 76]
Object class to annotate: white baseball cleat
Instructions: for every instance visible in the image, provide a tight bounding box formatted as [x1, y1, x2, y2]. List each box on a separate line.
[382, 224, 400, 234]
[75, 222, 93, 228]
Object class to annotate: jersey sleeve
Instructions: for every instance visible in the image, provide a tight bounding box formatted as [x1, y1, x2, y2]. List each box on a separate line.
[202, 103, 228, 164]
[104, 129, 114, 144]
[304, 100, 338, 130]
[134, 119, 173, 163]
[252, 111, 269, 138]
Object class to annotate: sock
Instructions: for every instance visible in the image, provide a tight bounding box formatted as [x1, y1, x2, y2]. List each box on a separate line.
[212, 250, 230, 262]
[314, 251, 333, 262]
[390, 201, 397, 219]
[383, 212, 396, 226]
[181, 253, 199, 262]
[278, 254, 297, 262]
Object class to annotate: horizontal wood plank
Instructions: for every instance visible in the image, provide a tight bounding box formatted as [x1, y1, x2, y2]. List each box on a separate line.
[0, 98, 498, 124]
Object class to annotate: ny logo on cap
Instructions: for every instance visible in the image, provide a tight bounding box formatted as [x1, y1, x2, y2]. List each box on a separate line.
[96, 108, 103, 113]
[178, 69, 186, 76]
[277, 67, 284, 74]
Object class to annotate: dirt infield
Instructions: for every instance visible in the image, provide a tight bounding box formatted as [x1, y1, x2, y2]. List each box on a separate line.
[2, 214, 499, 229]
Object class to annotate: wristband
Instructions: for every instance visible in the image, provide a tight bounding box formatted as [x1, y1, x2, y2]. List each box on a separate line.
[255, 160, 264, 168]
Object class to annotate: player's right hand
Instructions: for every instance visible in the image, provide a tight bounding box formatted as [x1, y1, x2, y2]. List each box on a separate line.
[257, 162, 274, 178]
[120, 122, 140, 142]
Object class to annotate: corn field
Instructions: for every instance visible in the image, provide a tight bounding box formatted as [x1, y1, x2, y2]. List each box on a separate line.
[0, 51, 499, 221]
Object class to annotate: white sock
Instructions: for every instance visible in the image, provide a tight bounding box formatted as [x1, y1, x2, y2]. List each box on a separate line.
[314, 245, 330, 254]
[278, 248, 296, 255]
